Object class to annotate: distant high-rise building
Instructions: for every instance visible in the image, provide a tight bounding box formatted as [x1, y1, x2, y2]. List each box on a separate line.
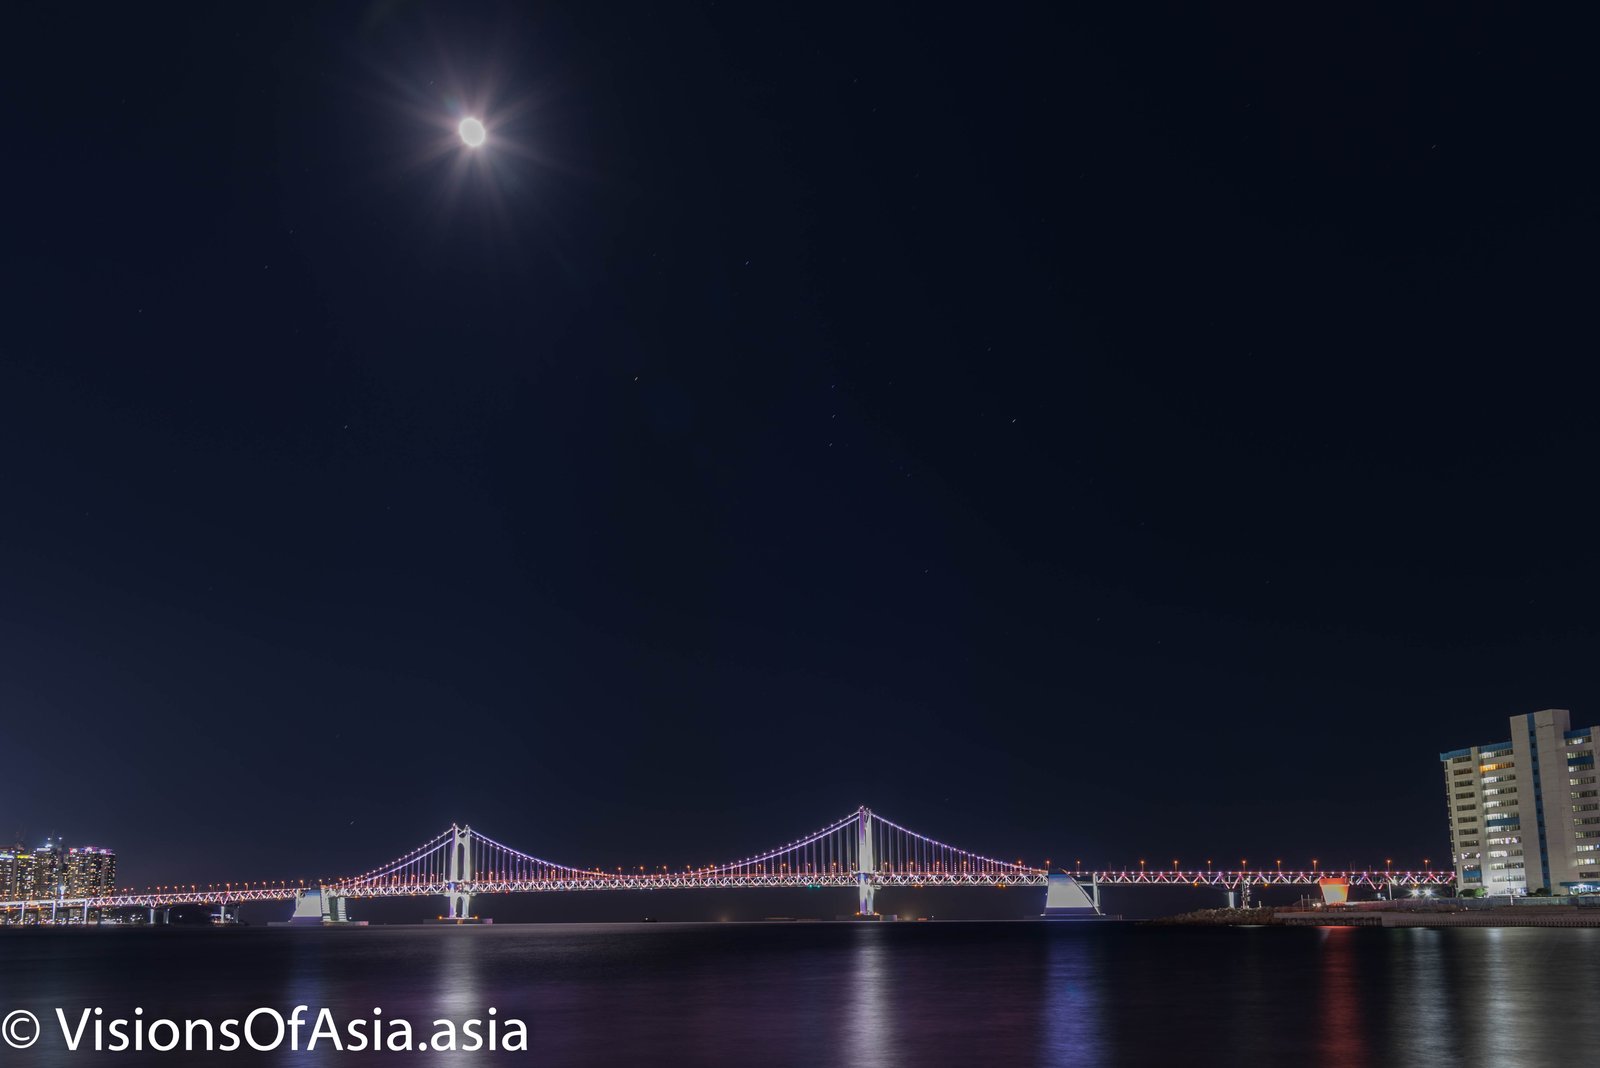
[1442, 708, 1600, 895]
[64, 847, 117, 898]
[0, 840, 117, 904]
[0, 845, 55, 902]
[27, 839, 66, 899]
[0, 849, 20, 900]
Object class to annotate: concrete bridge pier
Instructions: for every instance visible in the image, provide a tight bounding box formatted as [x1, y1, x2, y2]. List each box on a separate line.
[276, 888, 352, 925]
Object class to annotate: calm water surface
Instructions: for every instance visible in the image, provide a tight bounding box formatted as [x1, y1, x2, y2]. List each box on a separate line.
[4, 922, 1597, 1066]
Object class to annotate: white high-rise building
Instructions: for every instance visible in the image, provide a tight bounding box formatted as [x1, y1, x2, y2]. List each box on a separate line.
[1442, 708, 1600, 895]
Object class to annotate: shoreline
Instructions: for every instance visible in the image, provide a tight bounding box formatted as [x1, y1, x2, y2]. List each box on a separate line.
[1148, 904, 1600, 928]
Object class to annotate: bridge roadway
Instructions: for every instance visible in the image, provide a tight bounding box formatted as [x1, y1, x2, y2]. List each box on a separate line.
[1068, 869, 1456, 890]
[0, 805, 1455, 918]
[1, 869, 1455, 915]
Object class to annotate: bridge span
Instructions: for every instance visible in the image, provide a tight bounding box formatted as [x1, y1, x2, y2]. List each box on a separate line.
[0, 805, 1454, 923]
[1, 807, 1046, 923]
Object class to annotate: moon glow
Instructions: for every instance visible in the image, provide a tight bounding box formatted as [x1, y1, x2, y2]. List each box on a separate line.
[459, 117, 487, 148]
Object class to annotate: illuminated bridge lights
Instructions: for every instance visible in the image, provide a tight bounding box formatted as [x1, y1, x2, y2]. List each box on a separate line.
[0, 805, 1452, 914]
[1065, 869, 1456, 889]
[0, 807, 1050, 913]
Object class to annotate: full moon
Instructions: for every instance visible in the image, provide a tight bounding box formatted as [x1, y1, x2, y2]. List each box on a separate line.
[459, 117, 487, 148]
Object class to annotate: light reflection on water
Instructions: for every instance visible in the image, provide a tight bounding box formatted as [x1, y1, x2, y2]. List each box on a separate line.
[1038, 923, 1102, 1066]
[844, 927, 896, 1068]
[5, 923, 1600, 1067]
[1316, 927, 1368, 1068]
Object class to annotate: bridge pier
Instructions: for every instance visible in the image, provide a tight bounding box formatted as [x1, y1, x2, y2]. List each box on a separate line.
[272, 888, 358, 926]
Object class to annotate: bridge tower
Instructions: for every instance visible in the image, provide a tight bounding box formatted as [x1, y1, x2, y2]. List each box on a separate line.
[445, 824, 473, 920]
[856, 806, 876, 916]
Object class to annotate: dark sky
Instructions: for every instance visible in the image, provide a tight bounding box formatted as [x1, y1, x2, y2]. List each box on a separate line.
[2, 3, 1595, 897]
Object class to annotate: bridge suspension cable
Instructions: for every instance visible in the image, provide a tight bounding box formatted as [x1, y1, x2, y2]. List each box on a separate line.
[342, 827, 456, 887]
[463, 827, 610, 884]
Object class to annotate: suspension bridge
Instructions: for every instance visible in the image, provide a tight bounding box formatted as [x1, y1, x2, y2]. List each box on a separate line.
[0, 805, 1455, 923]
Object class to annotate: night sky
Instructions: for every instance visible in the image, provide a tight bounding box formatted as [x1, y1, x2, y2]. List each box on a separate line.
[2, 4, 1595, 898]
